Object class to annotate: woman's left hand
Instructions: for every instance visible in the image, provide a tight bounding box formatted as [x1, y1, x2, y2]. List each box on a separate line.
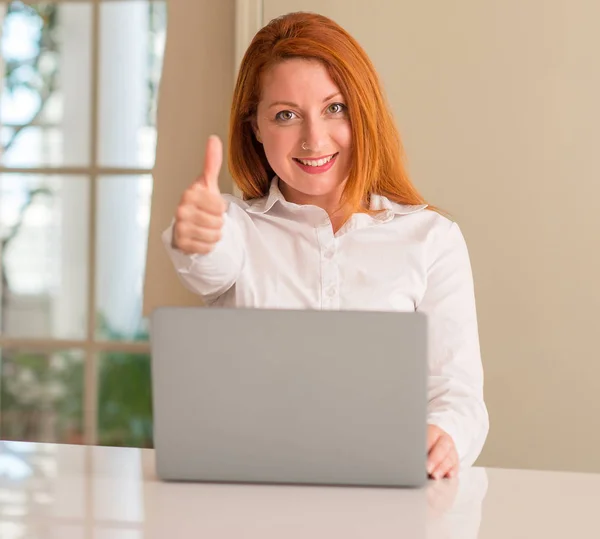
[427, 425, 459, 480]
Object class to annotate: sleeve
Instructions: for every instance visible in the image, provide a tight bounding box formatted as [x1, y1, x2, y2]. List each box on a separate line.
[161, 209, 246, 305]
[416, 220, 489, 468]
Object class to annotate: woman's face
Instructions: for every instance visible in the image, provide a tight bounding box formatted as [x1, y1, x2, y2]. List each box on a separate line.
[254, 59, 352, 209]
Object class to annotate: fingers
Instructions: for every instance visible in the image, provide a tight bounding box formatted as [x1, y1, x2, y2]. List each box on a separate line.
[174, 220, 222, 245]
[446, 465, 459, 479]
[427, 425, 443, 453]
[176, 204, 224, 229]
[173, 196, 225, 255]
[198, 135, 223, 193]
[428, 439, 451, 477]
[183, 186, 226, 215]
[430, 451, 458, 480]
[427, 425, 459, 480]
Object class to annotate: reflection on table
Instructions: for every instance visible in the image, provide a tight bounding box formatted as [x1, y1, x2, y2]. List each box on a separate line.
[0, 441, 599, 538]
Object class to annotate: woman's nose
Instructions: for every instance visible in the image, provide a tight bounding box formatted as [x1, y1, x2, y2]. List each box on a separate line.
[302, 119, 328, 153]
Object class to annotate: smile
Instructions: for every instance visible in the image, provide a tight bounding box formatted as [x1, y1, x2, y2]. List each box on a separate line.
[294, 153, 336, 167]
[293, 153, 339, 174]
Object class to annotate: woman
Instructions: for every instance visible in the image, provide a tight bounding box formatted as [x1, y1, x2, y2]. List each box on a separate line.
[163, 12, 489, 480]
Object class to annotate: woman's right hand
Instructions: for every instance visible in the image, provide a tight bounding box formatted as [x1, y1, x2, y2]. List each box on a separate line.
[172, 135, 227, 255]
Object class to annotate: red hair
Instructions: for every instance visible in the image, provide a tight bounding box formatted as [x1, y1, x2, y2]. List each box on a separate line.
[229, 12, 439, 215]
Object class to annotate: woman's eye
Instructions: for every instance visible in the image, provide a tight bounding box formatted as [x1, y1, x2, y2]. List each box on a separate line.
[275, 110, 296, 122]
[328, 103, 347, 114]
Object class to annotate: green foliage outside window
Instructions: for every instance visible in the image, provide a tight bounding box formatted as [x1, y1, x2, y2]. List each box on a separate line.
[0, 317, 154, 448]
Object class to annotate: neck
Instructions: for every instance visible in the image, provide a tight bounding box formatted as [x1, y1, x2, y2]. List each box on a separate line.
[278, 179, 348, 224]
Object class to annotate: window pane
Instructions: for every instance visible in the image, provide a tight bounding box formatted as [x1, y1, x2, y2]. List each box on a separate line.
[98, 1, 166, 168]
[97, 352, 153, 448]
[0, 2, 92, 167]
[96, 175, 152, 342]
[0, 348, 84, 444]
[0, 174, 89, 340]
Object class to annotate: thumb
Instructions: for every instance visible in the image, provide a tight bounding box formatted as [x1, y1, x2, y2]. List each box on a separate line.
[199, 135, 223, 193]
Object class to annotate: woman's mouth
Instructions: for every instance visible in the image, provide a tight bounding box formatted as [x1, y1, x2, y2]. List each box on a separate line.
[293, 153, 338, 174]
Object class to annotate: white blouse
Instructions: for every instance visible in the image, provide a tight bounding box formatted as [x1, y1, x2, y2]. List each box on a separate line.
[162, 178, 489, 469]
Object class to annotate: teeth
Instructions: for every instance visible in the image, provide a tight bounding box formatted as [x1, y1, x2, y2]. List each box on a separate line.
[298, 155, 335, 167]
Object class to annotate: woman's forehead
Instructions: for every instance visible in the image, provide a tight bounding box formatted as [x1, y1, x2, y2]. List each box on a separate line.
[259, 59, 342, 103]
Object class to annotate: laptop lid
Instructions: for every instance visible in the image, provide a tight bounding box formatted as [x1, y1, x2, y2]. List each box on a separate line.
[150, 307, 428, 487]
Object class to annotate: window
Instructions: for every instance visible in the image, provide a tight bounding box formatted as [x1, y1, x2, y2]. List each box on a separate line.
[0, 0, 166, 447]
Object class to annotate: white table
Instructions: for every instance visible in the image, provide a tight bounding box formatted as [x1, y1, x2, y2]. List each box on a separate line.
[0, 441, 599, 538]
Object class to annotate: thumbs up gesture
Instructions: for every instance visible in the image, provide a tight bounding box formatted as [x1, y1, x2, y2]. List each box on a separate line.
[172, 135, 227, 255]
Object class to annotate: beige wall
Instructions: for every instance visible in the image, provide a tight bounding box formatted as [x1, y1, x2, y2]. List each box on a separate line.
[143, 0, 236, 313]
[263, 0, 600, 473]
[145, 0, 600, 473]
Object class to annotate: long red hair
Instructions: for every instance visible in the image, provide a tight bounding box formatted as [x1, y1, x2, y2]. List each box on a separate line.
[229, 11, 438, 215]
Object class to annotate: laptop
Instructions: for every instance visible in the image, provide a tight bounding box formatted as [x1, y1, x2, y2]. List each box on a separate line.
[150, 307, 428, 488]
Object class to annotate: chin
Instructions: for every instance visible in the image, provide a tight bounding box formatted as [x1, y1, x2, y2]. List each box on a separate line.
[296, 173, 345, 190]
[294, 182, 341, 197]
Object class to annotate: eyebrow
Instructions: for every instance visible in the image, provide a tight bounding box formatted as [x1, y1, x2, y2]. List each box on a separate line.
[267, 92, 342, 109]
